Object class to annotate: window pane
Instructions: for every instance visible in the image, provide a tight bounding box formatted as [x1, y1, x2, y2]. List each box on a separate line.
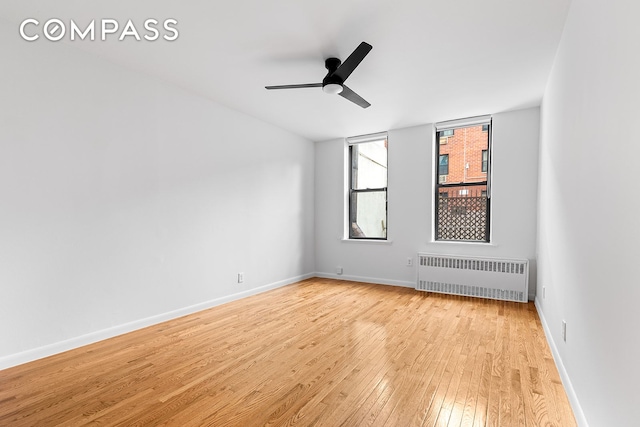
[438, 126, 488, 185]
[437, 186, 487, 241]
[439, 154, 449, 175]
[481, 150, 488, 172]
[350, 191, 387, 238]
[351, 140, 387, 189]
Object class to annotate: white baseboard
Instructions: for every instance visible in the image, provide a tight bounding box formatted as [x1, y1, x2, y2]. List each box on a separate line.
[315, 272, 415, 288]
[534, 298, 588, 427]
[0, 273, 314, 371]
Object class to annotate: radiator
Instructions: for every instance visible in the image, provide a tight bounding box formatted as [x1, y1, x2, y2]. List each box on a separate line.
[417, 253, 529, 303]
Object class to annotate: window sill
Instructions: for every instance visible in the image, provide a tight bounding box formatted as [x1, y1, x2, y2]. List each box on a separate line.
[341, 239, 393, 245]
[428, 240, 497, 247]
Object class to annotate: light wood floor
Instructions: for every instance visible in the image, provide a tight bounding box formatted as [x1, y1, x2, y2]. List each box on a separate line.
[0, 278, 575, 426]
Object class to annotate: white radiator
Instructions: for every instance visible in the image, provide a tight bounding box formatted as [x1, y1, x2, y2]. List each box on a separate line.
[417, 253, 529, 303]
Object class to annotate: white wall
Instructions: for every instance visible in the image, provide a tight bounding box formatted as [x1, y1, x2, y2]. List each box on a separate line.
[537, 0, 640, 425]
[0, 21, 315, 367]
[315, 107, 540, 295]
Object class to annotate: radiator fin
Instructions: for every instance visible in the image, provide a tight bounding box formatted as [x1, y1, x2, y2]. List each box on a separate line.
[417, 253, 529, 303]
[417, 280, 525, 303]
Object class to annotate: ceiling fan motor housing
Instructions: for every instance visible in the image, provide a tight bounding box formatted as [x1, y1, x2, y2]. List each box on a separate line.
[322, 58, 344, 93]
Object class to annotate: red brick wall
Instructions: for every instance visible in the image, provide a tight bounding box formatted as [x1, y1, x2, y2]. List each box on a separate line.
[438, 125, 488, 197]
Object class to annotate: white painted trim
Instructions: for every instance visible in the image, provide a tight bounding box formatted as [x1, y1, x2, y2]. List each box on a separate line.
[435, 115, 492, 131]
[315, 272, 414, 288]
[534, 298, 589, 427]
[0, 273, 314, 371]
[346, 131, 388, 145]
[340, 238, 393, 245]
[427, 240, 497, 247]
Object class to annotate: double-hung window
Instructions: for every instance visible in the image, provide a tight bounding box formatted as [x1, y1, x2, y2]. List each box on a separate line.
[435, 117, 491, 242]
[348, 133, 388, 239]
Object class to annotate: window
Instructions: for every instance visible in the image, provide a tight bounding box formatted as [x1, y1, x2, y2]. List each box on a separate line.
[435, 118, 491, 242]
[439, 154, 449, 176]
[482, 149, 488, 172]
[439, 129, 454, 145]
[348, 134, 388, 239]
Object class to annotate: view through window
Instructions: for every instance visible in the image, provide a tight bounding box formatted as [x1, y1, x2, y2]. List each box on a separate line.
[435, 120, 491, 242]
[349, 136, 388, 239]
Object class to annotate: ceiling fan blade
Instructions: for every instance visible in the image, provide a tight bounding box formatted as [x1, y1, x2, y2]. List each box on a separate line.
[331, 42, 372, 82]
[339, 85, 371, 108]
[265, 83, 322, 90]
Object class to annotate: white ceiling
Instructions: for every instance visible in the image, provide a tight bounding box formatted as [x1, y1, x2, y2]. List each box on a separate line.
[0, 0, 572, 141]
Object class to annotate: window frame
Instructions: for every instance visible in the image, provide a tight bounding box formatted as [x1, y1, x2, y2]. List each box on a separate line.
[434, 118, 492, 243]
[347, 133, 388, 241]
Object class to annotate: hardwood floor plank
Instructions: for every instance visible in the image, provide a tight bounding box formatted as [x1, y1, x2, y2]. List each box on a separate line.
[0, 279, 577, 427]
[472, 351, 492, 427]
[421, 315, 471, 426]
[458, 342, 486, 426]
[375, 318, 450, 425]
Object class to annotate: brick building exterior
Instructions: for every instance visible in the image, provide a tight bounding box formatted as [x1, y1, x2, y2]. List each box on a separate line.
[438, 125, 488, 197]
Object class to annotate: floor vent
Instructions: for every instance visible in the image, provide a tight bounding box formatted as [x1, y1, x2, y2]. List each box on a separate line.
[417, 253, 529, 303]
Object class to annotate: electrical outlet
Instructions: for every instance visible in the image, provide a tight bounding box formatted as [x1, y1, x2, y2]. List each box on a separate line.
[407, 257, 413, 266]
[336, 266, 343, 275]
[562, 320, 567, 342]
[237, 272, 244, 283]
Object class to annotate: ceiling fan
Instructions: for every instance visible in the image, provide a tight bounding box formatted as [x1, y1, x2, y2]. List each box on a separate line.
[265, 42, 373, 108]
